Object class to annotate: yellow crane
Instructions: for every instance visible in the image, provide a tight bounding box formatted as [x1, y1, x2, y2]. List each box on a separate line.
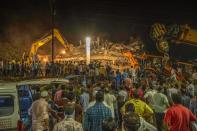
[26, 28, 69, 62]
[150, 23, 197, 53]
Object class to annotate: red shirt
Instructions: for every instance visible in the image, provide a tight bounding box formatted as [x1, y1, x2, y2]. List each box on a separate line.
[129, 88, 144, 99]
[129, 88, 135, 98]
[137, 88, 144, 99]
[164, 104, 196, 131]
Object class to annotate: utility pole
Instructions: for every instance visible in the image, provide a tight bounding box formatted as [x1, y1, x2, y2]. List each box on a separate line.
[50, 0, 55, 63]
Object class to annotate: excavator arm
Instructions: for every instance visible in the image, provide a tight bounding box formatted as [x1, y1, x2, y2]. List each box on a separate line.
[150, 23, 197, 54]
[29, 28, 69, 61]
[149, 23, 197, 80]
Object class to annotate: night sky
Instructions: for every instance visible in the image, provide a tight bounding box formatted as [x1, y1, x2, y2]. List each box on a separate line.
[0, 0, 196, 60]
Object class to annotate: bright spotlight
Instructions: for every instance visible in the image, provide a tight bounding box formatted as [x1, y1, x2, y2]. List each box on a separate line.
[86, 37, 91, 65]
[86, 37, 91, 43]
[61, 50, 66, 54]
[43, 58, 48, 62]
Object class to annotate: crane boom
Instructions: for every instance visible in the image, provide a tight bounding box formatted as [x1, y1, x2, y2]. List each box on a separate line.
[29, 28, 69, 61]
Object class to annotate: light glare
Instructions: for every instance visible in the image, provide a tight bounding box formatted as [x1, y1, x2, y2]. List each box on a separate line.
[61, 50, 66, 54]
[86, 37, 91, 65]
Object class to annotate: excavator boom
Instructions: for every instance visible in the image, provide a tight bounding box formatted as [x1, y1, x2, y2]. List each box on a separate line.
[29, 28, 69, 61]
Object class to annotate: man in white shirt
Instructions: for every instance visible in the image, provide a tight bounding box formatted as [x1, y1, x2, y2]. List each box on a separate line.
[192, 70, 197, 80]
[80, 88, 90, 113]
[187, 80, 195, 98]
[118, 86, 128, 102]
[167, 85, 178, 98]
[152, 87, 169, 131]
[29, 91, 49, 131]
[170, 68, 177, 81]
[131, 67, 136, 83]
[144, 86, 157, 106]
[104, 88, 116, 118]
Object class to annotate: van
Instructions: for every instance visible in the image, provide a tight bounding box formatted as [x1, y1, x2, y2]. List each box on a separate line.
[0, 83, 19, 131]
[0, 78, 70, 131]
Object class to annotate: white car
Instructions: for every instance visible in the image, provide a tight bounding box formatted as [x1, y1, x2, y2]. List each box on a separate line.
[0, 78, 69, 131]
[0, 82, 20, 131]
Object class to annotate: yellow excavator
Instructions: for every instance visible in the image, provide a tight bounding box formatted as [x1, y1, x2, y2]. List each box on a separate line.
[150, 23, 197, 54]
[150, 23, 197, 80]
[24, 28, 69, 63]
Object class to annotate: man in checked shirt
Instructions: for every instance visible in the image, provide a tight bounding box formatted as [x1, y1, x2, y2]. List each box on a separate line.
[84, 90, 112, 131]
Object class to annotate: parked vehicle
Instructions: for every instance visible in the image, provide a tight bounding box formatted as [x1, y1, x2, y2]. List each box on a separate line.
[0, 78, 69, 131]
[0, 82, 20, 131]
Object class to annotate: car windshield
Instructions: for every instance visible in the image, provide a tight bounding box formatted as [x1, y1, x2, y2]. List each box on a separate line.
[0, 95, 14, 116]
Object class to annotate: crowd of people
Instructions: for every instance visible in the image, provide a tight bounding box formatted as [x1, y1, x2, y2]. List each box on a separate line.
[26, 59, 197, 131]
[0, 60, 114, 78]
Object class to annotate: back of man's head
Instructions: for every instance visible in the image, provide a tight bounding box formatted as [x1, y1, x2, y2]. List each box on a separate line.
[40, 90, 48, 99]
[133, 90, 139, 99]
[81, 88, 88, 93]
[96, 91, 104, 103]
[157, 86, 163, 92]
[119, 85, 124, 90]
[123, 112, 140, 131]
[104, 88, 110, 93]
[66, 91, 76, 101]
[61, 85, 66, 90]
[125, 103, 135, 113]
[171, 93, 182, 104]
[180, 87, 187, 95]
[64, 103, 75, 116]
[149, 85, 153, 90]
[102, 117, 116, 131]
[174, 83, 179, 89]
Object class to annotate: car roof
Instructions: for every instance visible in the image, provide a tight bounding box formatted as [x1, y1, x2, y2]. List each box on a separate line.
[17, 78, 69, 86]
[65, 75, 81, 79]
[0, 82, 17, 92]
